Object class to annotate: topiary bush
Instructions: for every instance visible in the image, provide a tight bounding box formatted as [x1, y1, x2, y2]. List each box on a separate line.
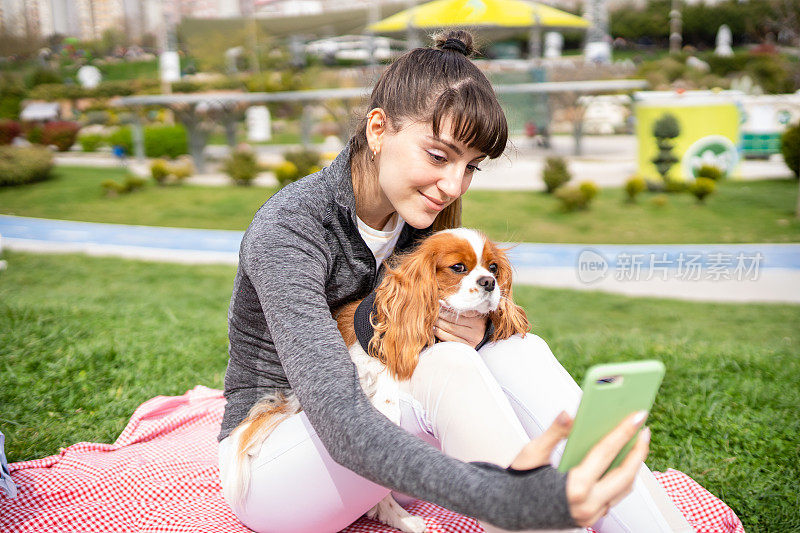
[543, 156, 571, 194]
[624, 175, 646, 203]
[274, 161, 300, 187]
[781, 121, 800, 179]
[689, 177, 716, 204]
[0, 146, 53, 186]
[651, 113, 681, 187]
[224, 149, 260, 186]
[0, 119, 21, 145]
[696, 164, 724, 181]
[143, 124, 188, 159]
[41, 121, 81, 152]
[79, 133, 105, 152]
[170, 160, 194, 182]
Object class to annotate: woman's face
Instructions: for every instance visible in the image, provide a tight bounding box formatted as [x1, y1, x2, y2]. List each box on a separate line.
[373, 115, 487, 230]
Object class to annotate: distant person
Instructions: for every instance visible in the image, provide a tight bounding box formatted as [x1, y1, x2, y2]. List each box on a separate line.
[217, 29, 691, 533]
[111, 144, 127, 168]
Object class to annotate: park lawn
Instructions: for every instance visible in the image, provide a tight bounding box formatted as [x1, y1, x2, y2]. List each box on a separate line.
[1, 165, 799, 243]
[1, 251, 798, 531]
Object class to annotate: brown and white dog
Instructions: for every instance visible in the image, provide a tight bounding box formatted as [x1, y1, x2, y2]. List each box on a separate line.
[222, 228, 530, 532]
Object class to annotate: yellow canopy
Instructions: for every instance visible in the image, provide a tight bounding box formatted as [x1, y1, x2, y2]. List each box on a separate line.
[368, 0, 590, 33]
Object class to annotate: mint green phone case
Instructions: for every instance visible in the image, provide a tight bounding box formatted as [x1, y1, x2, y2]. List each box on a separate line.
[557, 360, 665, 474]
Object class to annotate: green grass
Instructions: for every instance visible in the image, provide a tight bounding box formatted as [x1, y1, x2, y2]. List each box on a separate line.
[2, 166, 799, 243]
[0, 251, 797, 531]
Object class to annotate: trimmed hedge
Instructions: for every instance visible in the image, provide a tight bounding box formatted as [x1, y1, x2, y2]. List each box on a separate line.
[0, 120, 21, 145]
[0, 146, 53, 187]
[41, 121, 80, 152]
[107, 124, 189, 158]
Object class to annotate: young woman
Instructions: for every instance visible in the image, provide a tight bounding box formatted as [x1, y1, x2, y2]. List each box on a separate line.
[217, 30, 691, 533]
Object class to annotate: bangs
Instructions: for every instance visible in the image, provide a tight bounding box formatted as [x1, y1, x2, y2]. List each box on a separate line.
[430, 84, 508, 159]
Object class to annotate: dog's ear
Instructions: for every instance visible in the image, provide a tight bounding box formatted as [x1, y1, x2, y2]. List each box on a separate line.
[489, 245, 530, 341]
[371, 246, 439, 381]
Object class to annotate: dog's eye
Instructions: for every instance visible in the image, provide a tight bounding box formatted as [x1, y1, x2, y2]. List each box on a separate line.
[450, 263, 467, 274]
[488, 263, 498, 274]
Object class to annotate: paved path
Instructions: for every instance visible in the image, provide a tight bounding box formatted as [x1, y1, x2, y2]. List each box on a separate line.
[55, 134, 795, 191]
[2, 215, 798, 304]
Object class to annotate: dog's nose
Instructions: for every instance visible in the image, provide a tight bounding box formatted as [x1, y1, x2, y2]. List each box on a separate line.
[477, 276, 495, 292]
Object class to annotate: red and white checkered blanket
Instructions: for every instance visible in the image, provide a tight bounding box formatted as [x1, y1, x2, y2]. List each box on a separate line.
[0, 386, 744, 533]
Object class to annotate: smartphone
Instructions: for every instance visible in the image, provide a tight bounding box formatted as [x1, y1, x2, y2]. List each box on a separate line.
[557, 360, 665, 474]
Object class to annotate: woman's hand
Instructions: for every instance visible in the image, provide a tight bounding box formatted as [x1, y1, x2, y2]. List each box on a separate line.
[433, 305, 487, 348]
[509, 411, 651, 528]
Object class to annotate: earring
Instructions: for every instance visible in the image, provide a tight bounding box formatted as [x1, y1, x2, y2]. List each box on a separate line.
[371, 147, 377, 161]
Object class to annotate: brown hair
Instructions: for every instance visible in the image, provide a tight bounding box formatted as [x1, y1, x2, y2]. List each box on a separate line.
[349, 29, 508, 232]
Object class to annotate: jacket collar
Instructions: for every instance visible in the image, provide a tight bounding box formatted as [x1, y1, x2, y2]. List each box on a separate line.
[326, 139, 358, 221]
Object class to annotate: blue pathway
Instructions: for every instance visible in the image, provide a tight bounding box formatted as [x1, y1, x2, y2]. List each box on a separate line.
[1, 215, 799, 270]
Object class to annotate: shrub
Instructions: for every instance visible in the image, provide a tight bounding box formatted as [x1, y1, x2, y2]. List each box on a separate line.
[0, 119, 21, 145]
[107, 126, 133, 155]
[101, 179, 126, 196]
[696, 164, 724, 181]
[26, 124, 44, 145]
[101, 175, 147, 197]
[224, 149, 260, 185]
[283, 149, 322, 178]
[554, 181, 598, 212]
[150, 159, 171, 185]
[664, 178, 688, 193]
[650, 194, 669, 208]
[0, 146, 53, 187]
[41, 121, 81, 152]
[543, 156, 571, 194]
[689, 177, 716, 203]
[274, 161, 300, 187]
[79, 134, 105, 152]
[579, 181, 599, 202]
[143, 124, 188, 159]
[624, 175, 646, 203]
[170, 160, 194, 182]
[124, 175, 147, 192]
[781, 121, 800, 179]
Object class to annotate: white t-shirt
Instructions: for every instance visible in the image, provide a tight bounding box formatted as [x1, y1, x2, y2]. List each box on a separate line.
[356, 212, 405, 268]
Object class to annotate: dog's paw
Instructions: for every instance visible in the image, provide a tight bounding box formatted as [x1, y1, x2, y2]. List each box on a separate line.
[398, 514, 427, 533]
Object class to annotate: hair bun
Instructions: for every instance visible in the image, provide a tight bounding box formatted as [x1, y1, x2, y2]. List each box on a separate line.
[433, 30, 475, 57]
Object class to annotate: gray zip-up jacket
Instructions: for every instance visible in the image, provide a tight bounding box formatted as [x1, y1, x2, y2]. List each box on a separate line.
[219, 140, 576, 530]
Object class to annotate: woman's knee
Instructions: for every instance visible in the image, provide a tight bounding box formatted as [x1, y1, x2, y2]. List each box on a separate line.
[415, 341, 487, 377]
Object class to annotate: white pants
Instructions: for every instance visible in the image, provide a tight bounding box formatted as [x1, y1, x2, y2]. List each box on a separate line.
[218, 334, 691, 533]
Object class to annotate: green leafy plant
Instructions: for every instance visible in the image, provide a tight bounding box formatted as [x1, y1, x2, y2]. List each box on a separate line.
[274, 160, 300, 187]
[689, 177, 717, 204]
[143, 124, 188, 159]
[650, 194, 669, 208]
[79, 134, 105, 152]
[781, 121, 800, 179]
[543, 156, 571, 194]
[25, 124, 44, 145]
[224, 149, 259, 186]
[624, 175, 647, 203]
[0, 146, 53, 187]
[101, 174, 147, 197]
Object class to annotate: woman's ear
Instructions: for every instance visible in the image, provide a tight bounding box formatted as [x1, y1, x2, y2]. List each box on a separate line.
[371, 247, 439, 381]
[489, 246, 530, 340]
[366, 108, 387, 153]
